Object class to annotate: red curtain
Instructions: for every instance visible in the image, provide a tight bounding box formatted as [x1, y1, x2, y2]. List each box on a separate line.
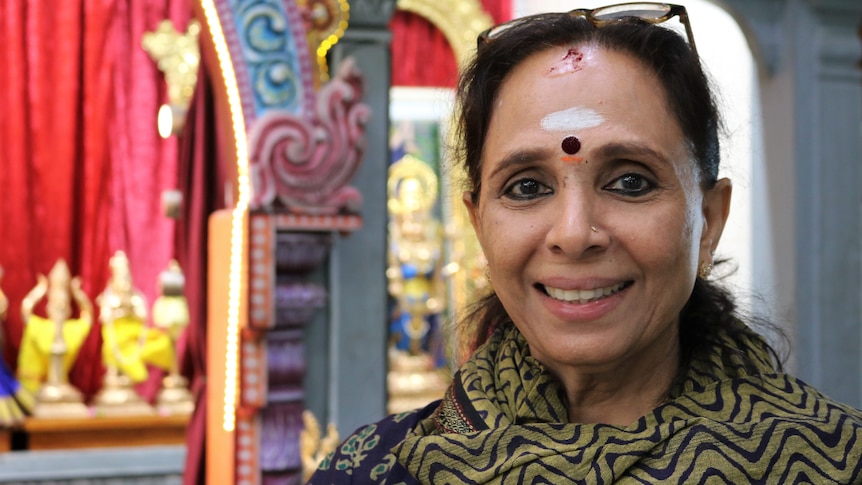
[175, 50, 227, 485]
[390, 0, 511, 88]
[0, 0, 193, 399]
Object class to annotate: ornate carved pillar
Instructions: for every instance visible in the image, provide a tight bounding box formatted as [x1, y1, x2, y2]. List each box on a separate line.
[194, 0, 371, 483]
[242, 216, 361, 484]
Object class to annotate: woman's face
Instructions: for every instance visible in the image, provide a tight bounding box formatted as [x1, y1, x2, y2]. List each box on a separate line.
[465, 44, 730, 378]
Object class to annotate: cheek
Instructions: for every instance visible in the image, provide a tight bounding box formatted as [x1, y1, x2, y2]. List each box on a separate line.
[477, 211, 507, 259]
[478, 209, 539, 269]
[622, 204, 699, 271]
[681, 192, 706, 260]
[660, 209, 700, 271]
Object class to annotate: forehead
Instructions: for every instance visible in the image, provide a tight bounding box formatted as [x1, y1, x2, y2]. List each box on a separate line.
[485, 44, 683, 157]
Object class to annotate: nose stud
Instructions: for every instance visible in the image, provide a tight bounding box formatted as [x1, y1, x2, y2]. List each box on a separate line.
[590, 225, 598, 233]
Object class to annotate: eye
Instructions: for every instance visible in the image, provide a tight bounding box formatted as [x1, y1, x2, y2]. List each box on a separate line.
[503, 178, 552, 200]
[604, 173, 655, 196]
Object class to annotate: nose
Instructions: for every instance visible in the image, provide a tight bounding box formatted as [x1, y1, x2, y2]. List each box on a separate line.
[544, 185, 609, 258]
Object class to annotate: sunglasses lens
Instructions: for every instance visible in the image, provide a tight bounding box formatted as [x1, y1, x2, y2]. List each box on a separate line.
[592, 3, 672, 22]
[484, 23, 515, 40]
[482, 13, 556, 42]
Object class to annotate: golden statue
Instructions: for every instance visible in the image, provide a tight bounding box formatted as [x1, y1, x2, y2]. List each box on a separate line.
[142, 19, 201, 137]
[300, 410, 340, 482]
[152, 259, 194, 415]
[94, 251, 172, 416]
[386, 154, 451, 414]
[17, 260, 90, 418]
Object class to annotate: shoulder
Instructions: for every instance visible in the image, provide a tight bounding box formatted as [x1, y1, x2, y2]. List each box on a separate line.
[674, 372, 862, 426]
[742, 373, 862, 422]
[668, 373, 862, 481]
[307, 401, 439, 484]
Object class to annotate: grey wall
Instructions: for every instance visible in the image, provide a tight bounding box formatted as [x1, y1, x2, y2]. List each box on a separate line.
[304, 0, 398, 437]
[723, 0, 862, 406]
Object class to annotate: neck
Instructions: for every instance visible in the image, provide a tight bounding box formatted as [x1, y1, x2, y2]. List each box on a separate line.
[555, 335, 680, 427]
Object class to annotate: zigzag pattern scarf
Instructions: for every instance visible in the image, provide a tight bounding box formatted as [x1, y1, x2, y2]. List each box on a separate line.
[391, 322, 862, 484]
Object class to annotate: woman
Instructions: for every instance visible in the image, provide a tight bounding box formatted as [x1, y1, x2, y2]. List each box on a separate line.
[309, 3, 862, 483]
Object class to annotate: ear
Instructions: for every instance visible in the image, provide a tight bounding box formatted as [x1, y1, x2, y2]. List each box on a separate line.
[699, 178, 732, 263]
[463, 191, 480, 235]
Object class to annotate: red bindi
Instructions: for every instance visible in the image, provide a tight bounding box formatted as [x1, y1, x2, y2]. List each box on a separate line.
[561, 135, 581, 155]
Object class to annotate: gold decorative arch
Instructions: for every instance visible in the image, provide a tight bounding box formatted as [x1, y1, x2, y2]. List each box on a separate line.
[395, 0, 493, 63]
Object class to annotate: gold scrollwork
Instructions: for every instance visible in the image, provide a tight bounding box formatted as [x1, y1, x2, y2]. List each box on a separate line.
[142, 19, 202, 137]
[299, 0, 350, 84]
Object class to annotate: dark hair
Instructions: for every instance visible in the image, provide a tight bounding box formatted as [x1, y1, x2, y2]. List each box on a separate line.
[454, 14, 783, 374]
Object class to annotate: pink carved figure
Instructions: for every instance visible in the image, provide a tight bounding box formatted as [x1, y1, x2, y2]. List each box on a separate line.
[249, 57, 370, 214]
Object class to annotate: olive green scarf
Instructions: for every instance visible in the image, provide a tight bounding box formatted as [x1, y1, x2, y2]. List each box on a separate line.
[391, 322, 862, 484]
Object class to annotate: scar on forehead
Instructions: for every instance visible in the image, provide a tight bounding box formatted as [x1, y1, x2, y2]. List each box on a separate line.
[546, 49, 585, 77]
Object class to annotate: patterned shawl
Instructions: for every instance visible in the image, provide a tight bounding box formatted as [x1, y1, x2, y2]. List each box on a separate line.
[386, 322, 862, 484]
[310, 321, 862, 484]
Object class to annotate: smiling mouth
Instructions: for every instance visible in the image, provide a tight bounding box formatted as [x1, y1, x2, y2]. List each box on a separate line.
[541, 282, 629, 304]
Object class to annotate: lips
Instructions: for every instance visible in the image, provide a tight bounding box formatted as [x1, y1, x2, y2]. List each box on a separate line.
[542, 282, 628, 304]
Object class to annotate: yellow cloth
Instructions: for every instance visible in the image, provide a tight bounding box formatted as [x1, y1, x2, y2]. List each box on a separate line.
[17, 315, 92, 393]
[0, 398, 25, 426]
[101, 316, 174, 383]
[0, 388, 36, 427]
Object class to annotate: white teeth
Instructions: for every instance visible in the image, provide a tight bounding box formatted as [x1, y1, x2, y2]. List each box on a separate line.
[545, 282, 625, 303]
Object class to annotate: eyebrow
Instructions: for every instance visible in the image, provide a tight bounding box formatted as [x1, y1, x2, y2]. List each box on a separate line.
[594, 141, 673, 165]
[486, 148, 552, 180]
[485, 141, 676, 180]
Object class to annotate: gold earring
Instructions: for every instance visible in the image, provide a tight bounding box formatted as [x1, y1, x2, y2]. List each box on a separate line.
[697, 261, 713, 279]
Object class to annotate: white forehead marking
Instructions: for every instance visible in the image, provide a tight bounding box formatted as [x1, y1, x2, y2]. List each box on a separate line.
[540, 106, 604, 132]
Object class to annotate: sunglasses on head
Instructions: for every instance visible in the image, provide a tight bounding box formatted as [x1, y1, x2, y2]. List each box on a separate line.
[478, 2, 696, 55]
